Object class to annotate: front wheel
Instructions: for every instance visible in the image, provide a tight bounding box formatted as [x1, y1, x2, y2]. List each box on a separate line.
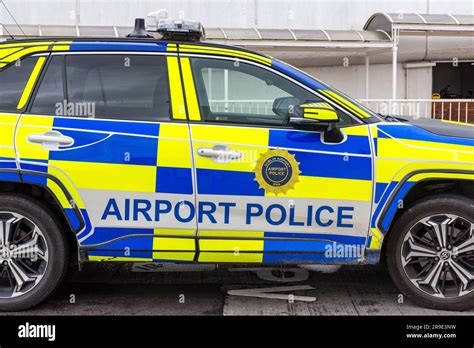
[0, 194, 69, 311]
[386, 195, 473, 311]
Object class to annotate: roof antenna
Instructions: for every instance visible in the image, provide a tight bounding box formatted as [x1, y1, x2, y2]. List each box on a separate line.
[127, 18, 153, 38]
[0, 0, 27, 38]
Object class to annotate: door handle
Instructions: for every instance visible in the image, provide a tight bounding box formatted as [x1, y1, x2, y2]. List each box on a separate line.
[197, 145, 242, 163]
[27, 131, 74, 150]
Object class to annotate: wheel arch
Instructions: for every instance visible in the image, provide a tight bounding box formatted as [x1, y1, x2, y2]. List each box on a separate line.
[0, 169, 86, 235]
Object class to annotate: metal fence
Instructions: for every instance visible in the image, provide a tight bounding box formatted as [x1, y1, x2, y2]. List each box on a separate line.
[359, 99, 474, 124]
[210, 99, 474, 124]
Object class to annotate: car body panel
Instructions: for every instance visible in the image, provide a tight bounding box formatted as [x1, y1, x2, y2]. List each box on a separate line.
[0, 38, 472, 265]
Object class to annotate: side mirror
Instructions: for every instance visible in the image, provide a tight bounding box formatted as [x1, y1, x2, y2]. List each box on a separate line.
[290, 102, 344, 143]
[290, 102, 339, 124]
[272, 96, 301, 117]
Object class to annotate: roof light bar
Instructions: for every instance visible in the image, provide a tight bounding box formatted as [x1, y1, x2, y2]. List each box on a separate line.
[146, 16, 205, 42]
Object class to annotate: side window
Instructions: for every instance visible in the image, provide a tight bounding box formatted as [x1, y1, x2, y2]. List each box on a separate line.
[30, 56, 64, 115]
[53, 54, 171, 121]
[0, 57, 39, 112]
[190, 57, 356, 127]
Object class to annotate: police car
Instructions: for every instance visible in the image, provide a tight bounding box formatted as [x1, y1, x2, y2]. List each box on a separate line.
[0, 17, 472, 311]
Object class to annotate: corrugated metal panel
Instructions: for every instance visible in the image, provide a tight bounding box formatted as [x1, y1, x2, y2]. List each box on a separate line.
[291, 29, 329, 41]
[258, 29, 294, 40]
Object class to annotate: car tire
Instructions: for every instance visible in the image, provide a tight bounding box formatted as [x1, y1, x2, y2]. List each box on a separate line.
[386, 194, 474, 311]
[0, 194, 69, 311]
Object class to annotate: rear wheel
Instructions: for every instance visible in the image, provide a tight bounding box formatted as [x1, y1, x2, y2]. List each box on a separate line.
[0, 194, 69, 311]
[387, 195, 473, 311]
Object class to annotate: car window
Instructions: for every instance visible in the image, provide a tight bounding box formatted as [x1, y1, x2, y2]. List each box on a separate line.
[59, 54, 171, 121]
[0, 57, 39, 113]
[30, 56, 64, 115]
[190, 57, 356, 127]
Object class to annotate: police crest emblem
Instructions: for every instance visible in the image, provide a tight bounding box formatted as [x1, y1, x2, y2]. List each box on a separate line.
[254, 149, 301, 195]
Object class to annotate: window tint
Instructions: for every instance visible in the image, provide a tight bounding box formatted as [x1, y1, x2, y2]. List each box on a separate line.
[0, 57, 39, 112]
[64, 55, 171, 121]
[191, 58, 356, 127]
[30, 56, 64, 115]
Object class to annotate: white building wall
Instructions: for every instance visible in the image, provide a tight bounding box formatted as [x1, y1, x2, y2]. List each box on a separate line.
[1, 0, 473, 28]
[302, 63, 406, 99]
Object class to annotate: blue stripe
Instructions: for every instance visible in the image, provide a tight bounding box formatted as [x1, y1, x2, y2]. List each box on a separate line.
[64, 208, 81, 231]
[269, 129, 371, 155]
[272, 59, 328, 91]
[22, 174, 47, 186]
[77, 209, 93, 237]
[70, 41, 168, 52]
[53, 117, 159, 137]
[0, 172, 20, 181]
[378, 124, 474, 147]
[293, 150, 372, 180]
[371, 181, 398, 228]
[0, 158, 17, 169]
[88, 250, 152, 259]
[264, 232, 366, 245]
[82, 227, 154, 245]
[20, 160, 48, 173]
[49, 130, 158, 166]
[374, 182, 388, 203]
[381, 181, 416, 231]
[262, 252, 359, 264]
[196, 169, 264, 196]
[156, 167, 193, 194]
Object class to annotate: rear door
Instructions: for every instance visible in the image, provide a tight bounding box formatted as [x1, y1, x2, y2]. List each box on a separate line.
[184, 55, 373, 264]
[0, 55, 42, 183]
[15, 51, 197, 262]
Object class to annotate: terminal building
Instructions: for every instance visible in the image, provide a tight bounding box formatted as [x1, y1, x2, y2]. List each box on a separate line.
[1, 0, 473, 122]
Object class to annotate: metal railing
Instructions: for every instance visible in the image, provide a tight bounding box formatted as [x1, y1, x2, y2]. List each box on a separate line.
[358, 99, 474, 123]
[209, 100, 275, 115]
[209, 99, 474, 124]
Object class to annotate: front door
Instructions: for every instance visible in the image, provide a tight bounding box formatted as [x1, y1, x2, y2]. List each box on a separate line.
[184, 56, 373, 263]
[15, 52, 196, 262]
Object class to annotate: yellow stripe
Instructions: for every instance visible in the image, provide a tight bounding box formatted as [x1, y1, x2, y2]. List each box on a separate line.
[167, 43, 178, 52]
[200, 239, 264, 252]
[46, 178, 71, 208]
[274, 176, 373, 201]
[52, 45, 70, 51]
[180, 58, 201, 121]
[2, 46, 49, 65]
[409, 172, 473, 182]
[304, 109, 338, 121]
[179, 44, 272, 66]
[377, 138, 473, 163]
[345, 124, 369, 136]
[198, 252, 263, 263]
[0, 47, 21, 60]
[320, 90, 370, 119]
[167, 56, 187, 120]
[16, 115, 54, 160]
[153, 252, 195, 261]
[191, 124, 269, 172]
[156, 123, 192, 168]
[46, 165, 86, 209]
[0, 41, 54, 49]
[0, 113, 20, 159]
[441, 120, 474, 127]
[376, 160, 474, 184]
[200, 230, 264, 238]
[48, 160, 157, 192]
[369, 228, 383, 249]
[17, 56, 46, 109]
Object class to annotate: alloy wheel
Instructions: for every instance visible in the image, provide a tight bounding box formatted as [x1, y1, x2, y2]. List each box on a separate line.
[401, 214, 473, 299]
[0, 212, 49, 299]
